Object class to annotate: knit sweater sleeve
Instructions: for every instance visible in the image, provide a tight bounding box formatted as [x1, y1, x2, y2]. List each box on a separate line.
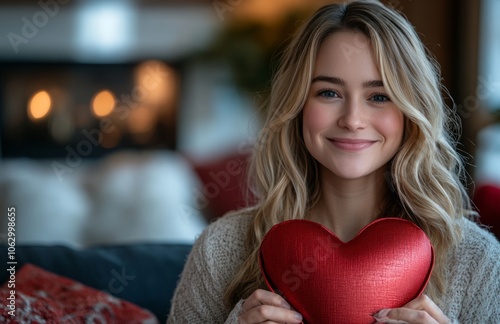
[443, 219, 500, 323]
[167, 213, 252, 323]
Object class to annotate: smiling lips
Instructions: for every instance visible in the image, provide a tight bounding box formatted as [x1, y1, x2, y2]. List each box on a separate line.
[328, 138, 377, 151]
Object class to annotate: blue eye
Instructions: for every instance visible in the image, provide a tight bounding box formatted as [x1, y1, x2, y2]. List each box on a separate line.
[317, 90, 339, 98]
[371, 93, 390, 103]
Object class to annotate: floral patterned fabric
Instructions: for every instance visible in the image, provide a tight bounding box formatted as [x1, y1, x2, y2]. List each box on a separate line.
[0, 264, 158, 324]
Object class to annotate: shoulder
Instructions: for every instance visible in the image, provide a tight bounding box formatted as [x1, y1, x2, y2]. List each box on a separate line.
[199, 210, 254, 250]
[443, 218, 500, 321]
[445, 217, 500, 284]
[167, 211, 254, 322]
[190, 209, 254, 272]
[454, 217, 500, 260]
[206, 209, 254, 237]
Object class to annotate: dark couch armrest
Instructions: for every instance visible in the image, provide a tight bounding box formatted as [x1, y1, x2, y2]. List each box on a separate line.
[0, 243, 191, 323]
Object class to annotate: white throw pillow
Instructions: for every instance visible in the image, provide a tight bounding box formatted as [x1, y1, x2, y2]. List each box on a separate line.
[0, 159, 90, 247]
[82, 150, 207, 245]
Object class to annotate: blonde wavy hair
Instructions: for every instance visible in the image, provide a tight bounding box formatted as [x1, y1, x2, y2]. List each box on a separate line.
[224, 0, 474, 308]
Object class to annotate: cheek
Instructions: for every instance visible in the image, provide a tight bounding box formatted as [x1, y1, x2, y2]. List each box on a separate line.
[377, 110, 404, 144]
[303, 103, 329, 135]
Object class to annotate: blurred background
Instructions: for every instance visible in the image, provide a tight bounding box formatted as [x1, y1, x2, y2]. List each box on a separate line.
[1, 0, 499, 247]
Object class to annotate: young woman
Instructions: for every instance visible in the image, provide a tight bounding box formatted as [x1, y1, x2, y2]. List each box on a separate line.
[168, 1, 500, 323]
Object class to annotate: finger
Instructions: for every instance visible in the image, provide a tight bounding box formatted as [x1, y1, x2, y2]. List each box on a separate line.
[403, 294, 449, 323]
[374, 307, 438, 324]
[239, 304, 302, 324]
[242, 289, 291, 312]
[239, 319, 281, 324]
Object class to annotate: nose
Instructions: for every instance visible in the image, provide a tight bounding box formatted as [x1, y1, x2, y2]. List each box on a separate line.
[337, 98, 367, 131]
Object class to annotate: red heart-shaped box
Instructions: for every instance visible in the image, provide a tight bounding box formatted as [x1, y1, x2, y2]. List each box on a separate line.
[259, 218, 434, 323]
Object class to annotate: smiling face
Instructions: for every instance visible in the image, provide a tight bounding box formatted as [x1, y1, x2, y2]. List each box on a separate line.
[302, 31, 404, 182]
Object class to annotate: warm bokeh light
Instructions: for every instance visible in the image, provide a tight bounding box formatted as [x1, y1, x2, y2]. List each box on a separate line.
[233, 0, 319, 22]
[127, 106, 155, 134]
[135, 60, 178, 110]
[28, 90, 52, 120]
[92, 90, 116, 117]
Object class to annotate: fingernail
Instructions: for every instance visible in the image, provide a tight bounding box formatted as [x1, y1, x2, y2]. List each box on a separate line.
[294, 312, 303, 321]
[372, 319, 407, 324]
[375, 308, 391, 318]
[281, 300, 291, 309]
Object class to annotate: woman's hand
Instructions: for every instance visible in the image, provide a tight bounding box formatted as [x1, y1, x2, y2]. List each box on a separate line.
[373, 294, 450, 324]
[238, 289, 303, 324]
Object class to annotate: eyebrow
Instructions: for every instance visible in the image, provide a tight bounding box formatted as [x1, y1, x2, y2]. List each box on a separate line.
[311, 75, 384, 88]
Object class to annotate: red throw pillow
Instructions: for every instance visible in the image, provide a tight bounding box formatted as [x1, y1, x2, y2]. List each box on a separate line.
[0, 263, 158, 323]
[189, 151, 253, 220]
[474, 183, 500, 240]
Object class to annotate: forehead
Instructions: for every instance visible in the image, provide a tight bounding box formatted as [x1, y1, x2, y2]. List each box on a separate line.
[314, 31, 381, 82]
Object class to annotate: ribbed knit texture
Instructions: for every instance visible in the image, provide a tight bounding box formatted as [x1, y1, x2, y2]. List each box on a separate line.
[167, 213, 500, 323]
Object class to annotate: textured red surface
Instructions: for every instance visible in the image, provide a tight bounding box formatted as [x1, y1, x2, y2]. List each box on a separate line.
[259, 218, 434, 324]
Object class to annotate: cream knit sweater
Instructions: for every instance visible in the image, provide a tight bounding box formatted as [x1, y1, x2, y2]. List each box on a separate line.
[167, 213, 500, 323]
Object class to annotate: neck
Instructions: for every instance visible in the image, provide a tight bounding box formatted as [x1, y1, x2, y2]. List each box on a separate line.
[307, 167, 389, 242]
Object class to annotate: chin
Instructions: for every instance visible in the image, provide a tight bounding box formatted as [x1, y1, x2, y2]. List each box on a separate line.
[337, 173, 371, 180]
[329, 168, 372, 180]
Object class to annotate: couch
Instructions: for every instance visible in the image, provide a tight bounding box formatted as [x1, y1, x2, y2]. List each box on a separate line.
[0, 243, 192, 323]
[0, 149, 250, 322]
